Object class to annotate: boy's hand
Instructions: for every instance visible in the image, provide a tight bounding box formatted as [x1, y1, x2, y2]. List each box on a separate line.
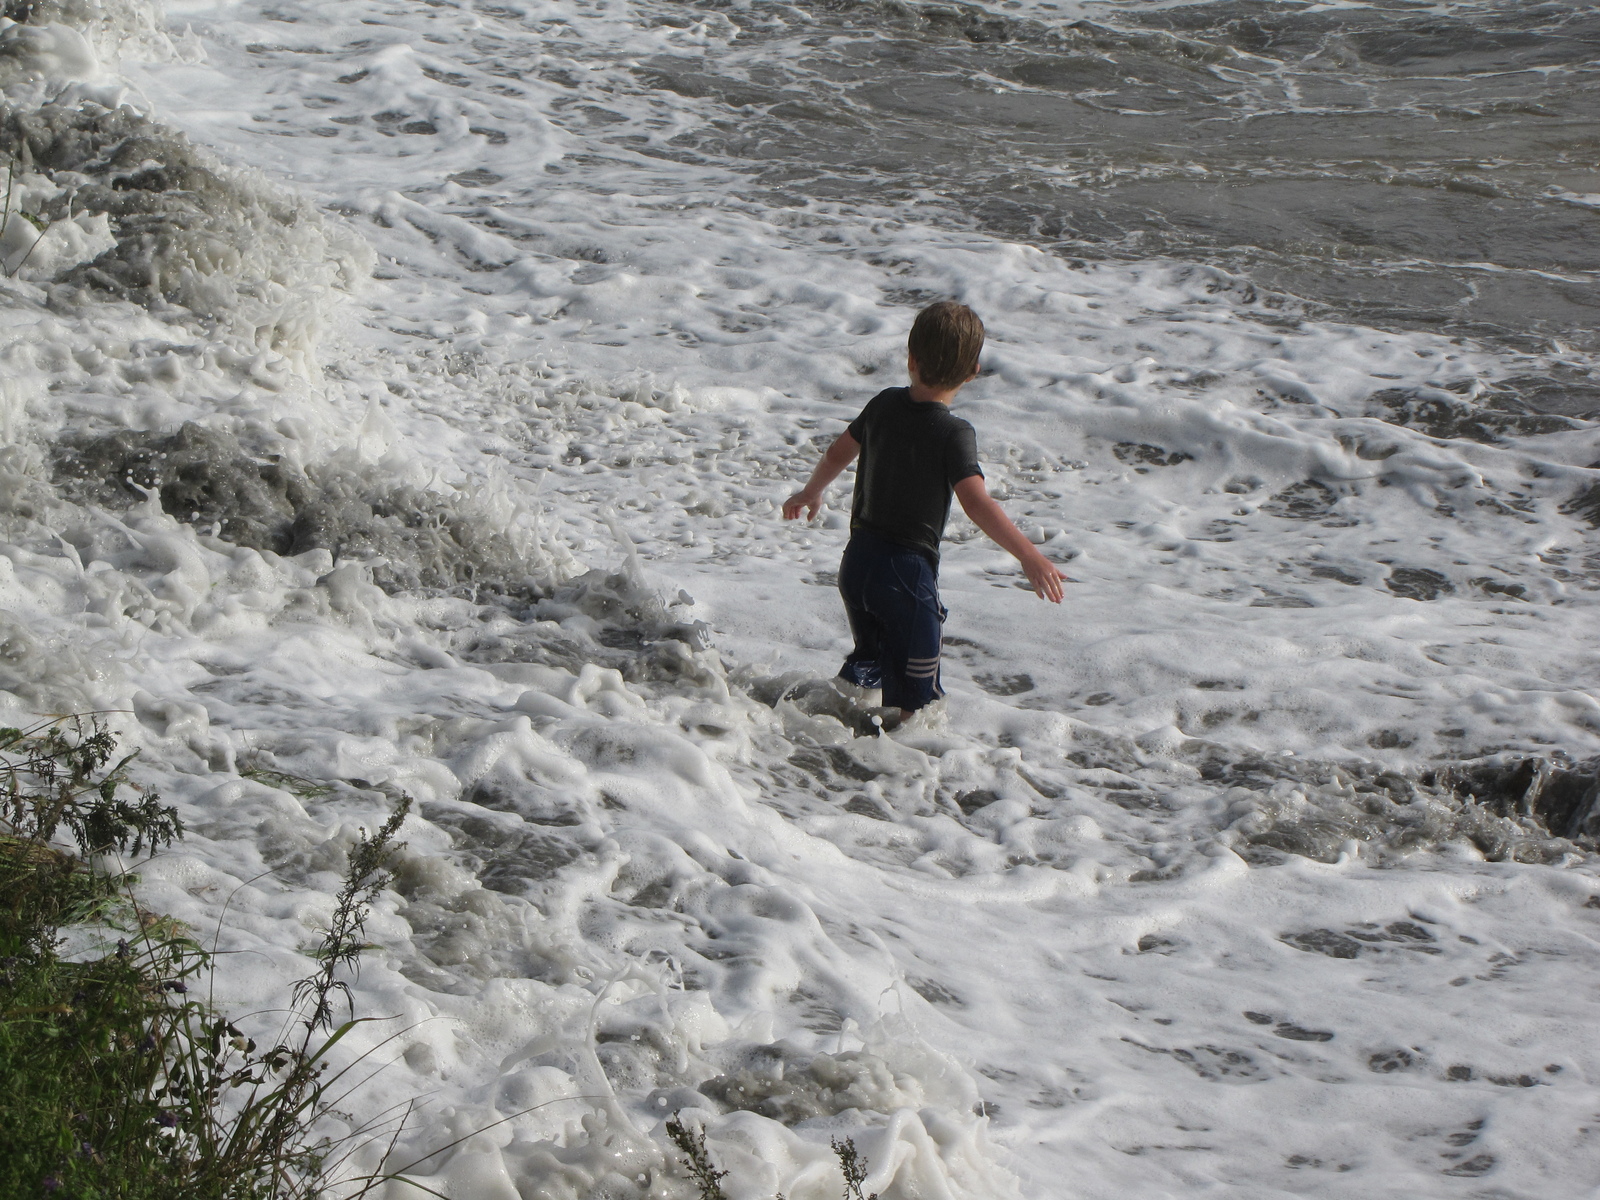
[784, 432, 859, 523]
[1021, 549, 1067, 603]
[954, 478, 1069, 603]
[783, 488, 823, 521]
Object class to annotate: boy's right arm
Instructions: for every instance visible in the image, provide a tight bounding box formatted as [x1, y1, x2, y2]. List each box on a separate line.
[783, 431, 860, 521]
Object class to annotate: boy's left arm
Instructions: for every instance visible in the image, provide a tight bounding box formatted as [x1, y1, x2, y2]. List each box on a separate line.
[954, 475, 1067, 603]
[783, 432, 860, 521]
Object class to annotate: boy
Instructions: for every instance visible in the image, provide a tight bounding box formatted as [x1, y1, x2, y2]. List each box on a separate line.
[782, 301, 1064, 723]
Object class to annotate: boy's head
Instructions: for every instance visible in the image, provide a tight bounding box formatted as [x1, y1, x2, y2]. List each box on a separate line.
[908, 301, 985, 389]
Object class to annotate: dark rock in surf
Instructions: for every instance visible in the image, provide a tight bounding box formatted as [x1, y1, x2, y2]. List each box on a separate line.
[1431, 757, 1600, 841]
[1365, 387, 1582, 445]
[50, 422, 539, 597]
[1562, 482, 1600, 528]
[1385, 567, 1453, 600]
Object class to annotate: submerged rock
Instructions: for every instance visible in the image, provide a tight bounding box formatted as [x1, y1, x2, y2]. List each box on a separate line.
[51, 422, 542, 596]
[1432, 757, 1600, 842]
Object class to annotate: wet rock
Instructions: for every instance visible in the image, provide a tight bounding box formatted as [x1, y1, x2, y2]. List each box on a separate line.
[1113, 442, 1192, 470]
[1367, 1048, 1417, 1073]
[1282, 929, 1363, 959]
[1385, 566, 1453, 600]
[1273, 1023, 1334, 1042]
[1261, 480, 1349, 523]
[698, 1046, 920, 1123]
[1432, 756, 1600, 840]
[1365, 387, 1582, 444]
[51, 423, 542, 597]
[1562, 482, 1600, 528]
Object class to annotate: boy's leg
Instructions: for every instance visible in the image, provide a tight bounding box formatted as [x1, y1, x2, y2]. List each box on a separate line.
[876, 552, 945, 712]
[836, 536, 883, 690]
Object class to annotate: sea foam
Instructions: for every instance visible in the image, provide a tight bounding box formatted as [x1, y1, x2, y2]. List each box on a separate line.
[0, 0, 1596, 1197]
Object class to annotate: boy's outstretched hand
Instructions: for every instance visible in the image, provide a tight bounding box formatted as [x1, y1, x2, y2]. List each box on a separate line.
[1019, 548, 1068, 603]
[783, 431, 860, 522]
[954, 475, 1068, 604]
[783, 488, 823, 521]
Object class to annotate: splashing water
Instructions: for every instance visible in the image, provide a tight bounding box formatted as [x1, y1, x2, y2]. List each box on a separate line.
[0, 0, 1596, 1197]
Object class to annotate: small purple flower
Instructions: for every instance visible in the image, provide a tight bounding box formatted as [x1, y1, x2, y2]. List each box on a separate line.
[137, 1034, 157, 1052]
[161, 980, 188, 994]
[155, 1111, 179, 1128]
[116, 939, 130, 959]
[42, 1176, 61, 1193]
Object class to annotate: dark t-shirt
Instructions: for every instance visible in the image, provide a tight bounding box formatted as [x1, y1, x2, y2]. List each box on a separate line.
[846, 387, 983, 563]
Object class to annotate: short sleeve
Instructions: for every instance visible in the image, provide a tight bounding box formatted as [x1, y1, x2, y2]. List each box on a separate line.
[847, 393, 881, 445]
[945, 422, 982, 486]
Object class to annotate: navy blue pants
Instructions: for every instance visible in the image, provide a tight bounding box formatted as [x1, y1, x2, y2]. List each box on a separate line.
[837, 531, 946, 712]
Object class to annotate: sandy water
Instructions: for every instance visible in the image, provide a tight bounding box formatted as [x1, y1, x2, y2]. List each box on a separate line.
[1, 0, 1600, 1196]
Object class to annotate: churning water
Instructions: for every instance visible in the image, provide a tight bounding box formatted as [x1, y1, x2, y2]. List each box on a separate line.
[638, 0, 1600, 364]
[2, 0, 1600, 1196]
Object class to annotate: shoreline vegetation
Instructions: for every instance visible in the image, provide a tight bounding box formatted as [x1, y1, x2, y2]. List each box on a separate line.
[0, 714, 414, 1199]
[0, 716, 883, 1200]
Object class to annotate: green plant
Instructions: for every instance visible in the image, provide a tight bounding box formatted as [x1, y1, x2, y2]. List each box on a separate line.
[0, 715, 181, 859]
[147, 795, 413, 1199]
[667, 1109, 882, 1200]
[238, 754, 334, 801]
[832, 1136, 879, 1200]
[0, 714, 423, 1199]
[0, 919, 179, 1196]
[0, 154, 49, 278]
[0, 715, 190, 1196]
[666, 1111, 731, 1200]
[2, 717, 849, 1199]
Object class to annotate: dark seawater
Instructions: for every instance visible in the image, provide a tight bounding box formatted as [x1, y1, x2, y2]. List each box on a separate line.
[629, 0, 1600, 397]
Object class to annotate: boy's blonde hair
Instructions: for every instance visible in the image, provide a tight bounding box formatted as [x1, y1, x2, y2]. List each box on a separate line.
[908, 301, 985, 389]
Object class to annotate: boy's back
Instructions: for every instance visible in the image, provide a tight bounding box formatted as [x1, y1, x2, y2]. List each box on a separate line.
[848, 386, 982, 564]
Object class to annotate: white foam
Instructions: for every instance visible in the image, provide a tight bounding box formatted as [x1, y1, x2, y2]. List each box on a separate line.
[0, 0, 1593, 1197]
